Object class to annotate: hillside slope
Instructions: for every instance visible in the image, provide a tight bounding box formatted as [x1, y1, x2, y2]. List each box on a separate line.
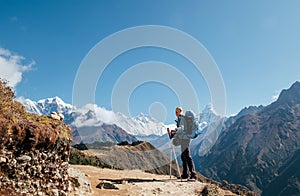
[0, 80, 73, 195]
[74, 141, 179, 175]
[72, 123, 137, 145]
[262, 149, 300, 196]
[197, 81, 300, 195]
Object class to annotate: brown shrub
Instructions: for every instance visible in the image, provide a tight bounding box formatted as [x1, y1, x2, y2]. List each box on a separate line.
[0, 79, 26, 122]
[0, 79, 72, 150]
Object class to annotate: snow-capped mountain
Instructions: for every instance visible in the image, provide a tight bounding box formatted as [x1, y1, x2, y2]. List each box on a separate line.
[114, 113, 167, 136]
[18, 96, 226, 142]
[198, 103, 222, 129]
[17, 96, 74, 115]
[17, 97, 42, 115]
[18, 96, 167, 136]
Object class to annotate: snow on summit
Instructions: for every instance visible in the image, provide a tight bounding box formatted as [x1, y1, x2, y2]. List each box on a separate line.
[18, 96, 167, 136]
[18, 96, 221, 137]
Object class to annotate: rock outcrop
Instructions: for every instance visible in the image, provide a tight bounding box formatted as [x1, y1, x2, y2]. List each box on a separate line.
[0, 80, 74, 195]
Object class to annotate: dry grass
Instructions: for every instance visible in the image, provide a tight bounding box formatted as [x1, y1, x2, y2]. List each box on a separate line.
[0, 79, 72, 141]
[0, 79, 26, 122]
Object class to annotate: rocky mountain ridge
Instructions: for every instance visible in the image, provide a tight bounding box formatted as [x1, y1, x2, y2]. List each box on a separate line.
[71, 123, 138, 145]
[197, 81, 300, 195]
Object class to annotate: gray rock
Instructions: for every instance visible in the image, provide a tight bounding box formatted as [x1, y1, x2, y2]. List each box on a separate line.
[51, 189, 59, 196]
[0, 156, 7, 163]
[68, 167, 92, 195]
[59, 190, 68, 196]
[96, 180, 119, 190]
[17, 155, 32, 162]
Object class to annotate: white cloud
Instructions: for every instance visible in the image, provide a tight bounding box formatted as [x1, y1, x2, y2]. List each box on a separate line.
[271, 91, 280, 102]
[0, 48, 34, 88]
[71, 104, 117, 127]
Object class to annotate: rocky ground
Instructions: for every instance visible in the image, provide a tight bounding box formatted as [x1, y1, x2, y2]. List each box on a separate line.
[70, 164, 237, 196]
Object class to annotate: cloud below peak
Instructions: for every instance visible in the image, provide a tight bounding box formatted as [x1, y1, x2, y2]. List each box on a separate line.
[271, 91, 280, 102]
[0, 47, 34, 88]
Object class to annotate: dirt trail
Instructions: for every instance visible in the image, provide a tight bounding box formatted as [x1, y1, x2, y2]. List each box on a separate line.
[72, 165, 237, 196]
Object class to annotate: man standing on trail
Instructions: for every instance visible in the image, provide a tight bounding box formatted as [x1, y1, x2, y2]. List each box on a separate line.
[174, 107, 197, 180]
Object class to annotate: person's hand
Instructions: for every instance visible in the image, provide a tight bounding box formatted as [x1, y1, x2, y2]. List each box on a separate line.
[167, 128, 176, 139]
[167, 128, 170, 134]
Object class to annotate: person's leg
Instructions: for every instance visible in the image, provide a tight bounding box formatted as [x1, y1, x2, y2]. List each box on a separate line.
[185, 147, 197, 179]
[181, 150, 188, 178]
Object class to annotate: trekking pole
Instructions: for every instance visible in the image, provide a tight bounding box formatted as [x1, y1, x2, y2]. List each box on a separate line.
[169, 140, 172, 179]
[171, 141, 182, 181]
[167, 128, 182, 181]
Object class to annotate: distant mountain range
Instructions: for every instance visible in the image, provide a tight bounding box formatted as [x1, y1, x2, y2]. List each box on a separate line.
[18, 96, 166, 136]
[18, 97, 167, 144]
[17, 94, 243, 157]
[18, 96, 221, 145]
[197, 81, 300, 195]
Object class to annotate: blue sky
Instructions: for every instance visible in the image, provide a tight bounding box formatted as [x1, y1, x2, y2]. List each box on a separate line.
[1, 0, 300, 124]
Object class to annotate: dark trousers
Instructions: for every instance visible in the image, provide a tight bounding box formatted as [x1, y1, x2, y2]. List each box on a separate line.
[181, 140, 196, 177]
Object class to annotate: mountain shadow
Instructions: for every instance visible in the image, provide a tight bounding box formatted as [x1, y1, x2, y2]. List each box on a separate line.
[196, 81, 300, 195]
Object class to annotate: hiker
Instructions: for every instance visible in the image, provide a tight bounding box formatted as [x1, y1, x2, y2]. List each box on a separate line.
[173, 107, 197, 180]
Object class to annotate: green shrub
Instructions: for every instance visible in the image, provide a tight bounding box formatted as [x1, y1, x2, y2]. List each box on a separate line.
[69, 147, 120, 169]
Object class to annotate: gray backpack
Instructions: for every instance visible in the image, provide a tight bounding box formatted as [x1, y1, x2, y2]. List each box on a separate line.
[184, 110, 198, 135]
[173, 110, 200, 146]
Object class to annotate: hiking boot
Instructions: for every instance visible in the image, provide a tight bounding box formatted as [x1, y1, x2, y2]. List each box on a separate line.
[189, 175, 197, 181]
[178, 174, 189, 179]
